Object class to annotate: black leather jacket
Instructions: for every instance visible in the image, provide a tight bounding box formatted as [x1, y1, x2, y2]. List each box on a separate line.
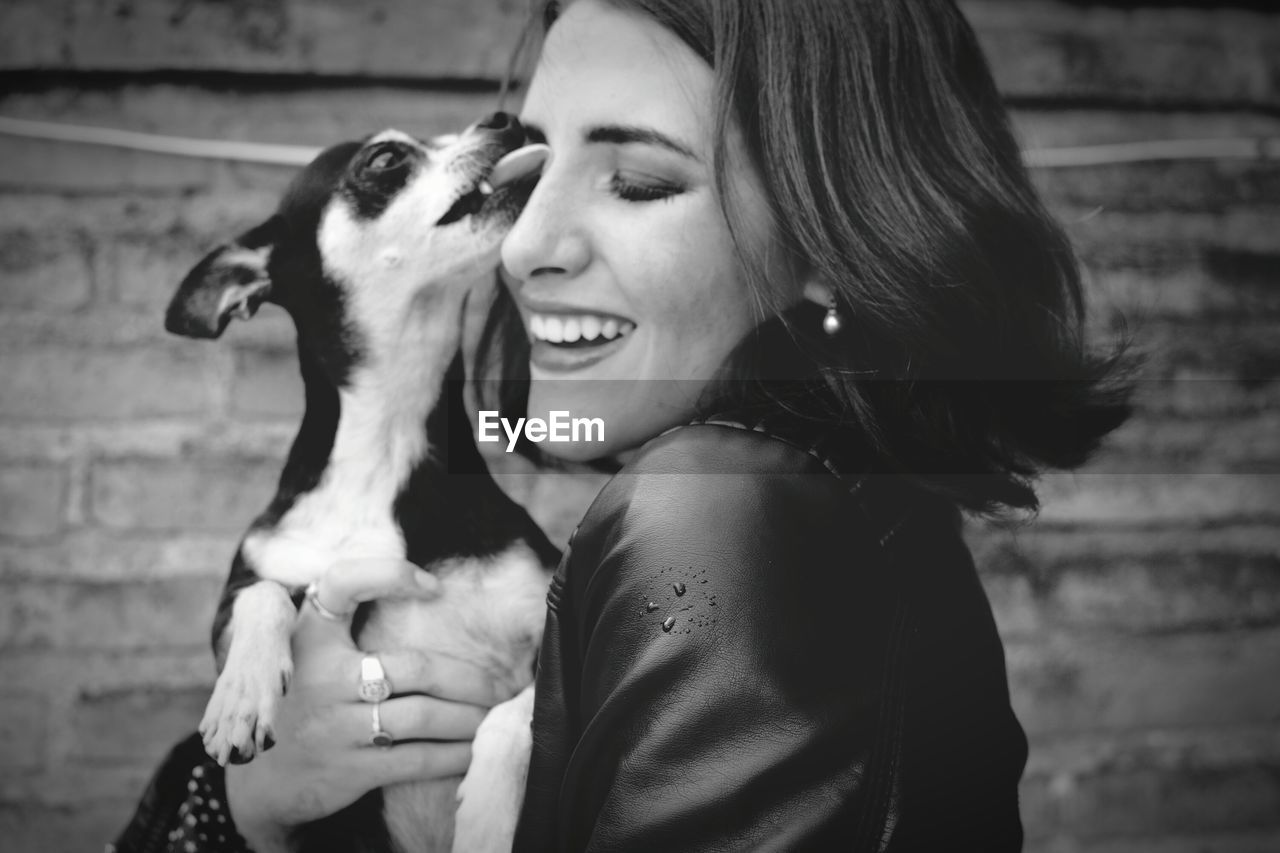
[513, 420, 1028, 852]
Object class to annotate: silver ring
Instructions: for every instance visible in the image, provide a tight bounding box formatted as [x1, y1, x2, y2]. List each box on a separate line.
[305, 581, 352, 622]
[370, 702, 393, 748]
[358, 654, 393, 703]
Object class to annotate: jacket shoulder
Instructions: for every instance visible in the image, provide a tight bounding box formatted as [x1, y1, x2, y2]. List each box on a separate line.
[569, 421, 909, 574]
[574, 421, 861, 550]
[628, 419, 860, 479]
[562, 422, 900, 621]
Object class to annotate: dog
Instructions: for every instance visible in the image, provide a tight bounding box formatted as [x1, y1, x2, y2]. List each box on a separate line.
[164, 111, 558, 852]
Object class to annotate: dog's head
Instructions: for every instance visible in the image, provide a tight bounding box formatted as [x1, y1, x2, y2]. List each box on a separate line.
[165, 112, 542, 378]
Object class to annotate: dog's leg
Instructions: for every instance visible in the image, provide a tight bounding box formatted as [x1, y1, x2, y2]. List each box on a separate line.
[451, 684, 535, 853]
[200, 580, 297, 765]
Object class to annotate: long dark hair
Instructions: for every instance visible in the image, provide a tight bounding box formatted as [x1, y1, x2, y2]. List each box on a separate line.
[480, 0, 1136, 515]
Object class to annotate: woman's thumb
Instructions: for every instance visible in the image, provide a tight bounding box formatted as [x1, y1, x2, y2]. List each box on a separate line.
[321, 558, 440, 612]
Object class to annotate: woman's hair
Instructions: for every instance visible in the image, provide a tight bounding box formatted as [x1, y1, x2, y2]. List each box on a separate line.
[481, 0, 1137, 515]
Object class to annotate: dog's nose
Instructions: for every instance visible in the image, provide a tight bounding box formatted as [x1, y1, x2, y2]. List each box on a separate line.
[477, 111, 525, 148]
[478, 111, 513, 130]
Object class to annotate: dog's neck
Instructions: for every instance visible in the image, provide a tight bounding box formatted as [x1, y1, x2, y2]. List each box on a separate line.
[257, 287, 556, 574]
[327, 292, 465, 503]
[272, 290, 469, 514]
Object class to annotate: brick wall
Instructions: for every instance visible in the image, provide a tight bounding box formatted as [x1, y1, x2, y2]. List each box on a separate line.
[1, 1, 1277, 850]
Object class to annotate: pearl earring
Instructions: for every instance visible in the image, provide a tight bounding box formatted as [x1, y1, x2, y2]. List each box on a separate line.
[822, 293, 843, 336]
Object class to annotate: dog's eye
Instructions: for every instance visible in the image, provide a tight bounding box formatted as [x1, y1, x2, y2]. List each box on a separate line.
[360, 143, 410, 174]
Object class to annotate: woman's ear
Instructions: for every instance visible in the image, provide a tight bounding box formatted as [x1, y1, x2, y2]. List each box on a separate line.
[801, 278, 834, 308]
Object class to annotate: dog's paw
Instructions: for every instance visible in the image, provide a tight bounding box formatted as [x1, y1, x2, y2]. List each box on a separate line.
[452, 687, 535, 853]
[199, 656, 292, 766]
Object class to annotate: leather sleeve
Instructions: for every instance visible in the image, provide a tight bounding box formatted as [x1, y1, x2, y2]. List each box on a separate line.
[514, 425, 919, 852]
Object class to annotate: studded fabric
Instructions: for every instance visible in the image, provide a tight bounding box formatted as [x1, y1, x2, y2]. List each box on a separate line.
[111, 734, 256, 853]
[162, 763, 252, 852]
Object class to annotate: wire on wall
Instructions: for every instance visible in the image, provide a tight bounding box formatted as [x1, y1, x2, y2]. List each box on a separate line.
[0, 116, 320, 166]
[1, 115, 1277, 169]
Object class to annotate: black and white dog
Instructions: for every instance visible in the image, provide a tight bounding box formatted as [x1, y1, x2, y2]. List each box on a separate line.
[165, 112, 557, 852]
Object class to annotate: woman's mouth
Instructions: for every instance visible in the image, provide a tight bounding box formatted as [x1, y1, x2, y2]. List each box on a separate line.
[529, 313, 634, 346]
[526, 311, 635, 372]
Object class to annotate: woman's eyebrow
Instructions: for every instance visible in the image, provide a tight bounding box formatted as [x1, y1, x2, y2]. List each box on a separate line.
[518, 120, 702, 163]
[586, 124, 701, 162]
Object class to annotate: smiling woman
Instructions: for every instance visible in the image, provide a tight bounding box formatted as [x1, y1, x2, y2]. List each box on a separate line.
[481, 0, 1132, 500]
[476, 0, 1134, 850]
[490, 0, 792, 460]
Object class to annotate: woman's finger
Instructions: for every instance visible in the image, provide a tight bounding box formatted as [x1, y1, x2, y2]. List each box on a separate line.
[376, 647, 510, 707]
[356, 741, 474, 787]
[323, 558, 440, 612]
[292, 558, 439, 649]
[292, 636, 509, 707]
[345, 694, 488, 746]
[293, 585, 359, 651]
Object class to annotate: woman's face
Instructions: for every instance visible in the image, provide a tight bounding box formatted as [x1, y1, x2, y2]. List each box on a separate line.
[500, 0, 800, 460]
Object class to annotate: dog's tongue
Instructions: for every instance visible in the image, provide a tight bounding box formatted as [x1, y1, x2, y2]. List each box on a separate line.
[490, 143, 550, 188]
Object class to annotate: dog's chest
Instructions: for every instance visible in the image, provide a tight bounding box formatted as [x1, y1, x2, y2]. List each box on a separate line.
[241, 369, 437, 588]
[241, 470, 406, 588]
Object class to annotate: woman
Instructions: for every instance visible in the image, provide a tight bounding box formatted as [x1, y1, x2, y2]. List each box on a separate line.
[115, 0, 1131, 850]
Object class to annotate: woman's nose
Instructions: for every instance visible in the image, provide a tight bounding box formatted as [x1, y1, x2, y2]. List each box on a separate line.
[500, 154, 590, 283]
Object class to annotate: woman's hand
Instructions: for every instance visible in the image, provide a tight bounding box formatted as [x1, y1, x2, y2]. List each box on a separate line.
[225, 559, 510, 853]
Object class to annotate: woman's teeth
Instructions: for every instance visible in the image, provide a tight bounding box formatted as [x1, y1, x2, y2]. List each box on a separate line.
[529, 313, 633, 345]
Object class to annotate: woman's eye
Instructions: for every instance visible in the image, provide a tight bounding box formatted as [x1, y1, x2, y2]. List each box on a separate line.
[610, 173, 684, 203]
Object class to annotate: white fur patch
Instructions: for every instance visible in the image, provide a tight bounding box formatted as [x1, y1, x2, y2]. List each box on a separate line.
[369, 129, 417, 146]
[451, 684, 536, 853]
[202, 580, 297, 764]
[240, 275, 458, 588]
[217, 579, 297, 665]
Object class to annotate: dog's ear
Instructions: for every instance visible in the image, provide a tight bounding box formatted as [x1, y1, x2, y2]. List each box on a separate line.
[165, 215, 283, 339]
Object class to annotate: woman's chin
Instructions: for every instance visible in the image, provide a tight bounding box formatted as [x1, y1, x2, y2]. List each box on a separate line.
[537, 438, 620, 463]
